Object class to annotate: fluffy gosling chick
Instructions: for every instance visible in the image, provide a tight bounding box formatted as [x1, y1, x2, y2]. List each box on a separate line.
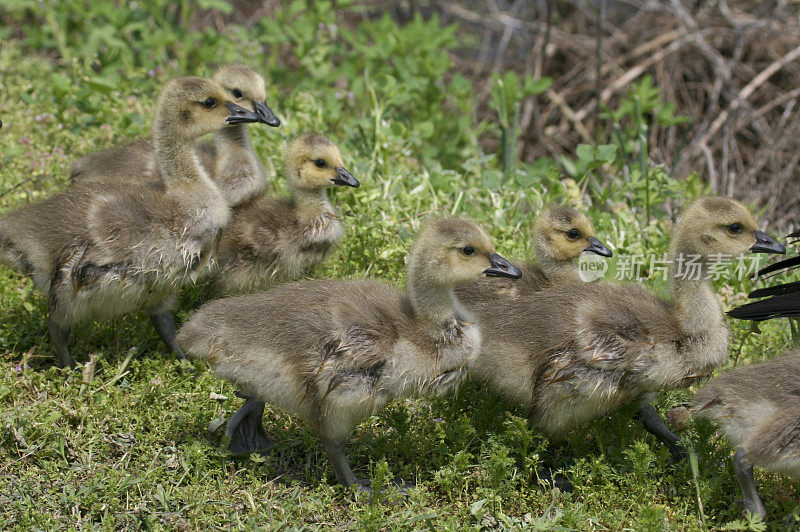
[197, 64, 279, 206]
[177, 219, 522, 488]
[694, 350, 800, 519]
[470, 197, 784, 459]
[699, 231, 800, 519]
[69, 64, 279, 207]
[0, 77, 263, 368]
[456, 204, 611, 305]
[209, 133, 358, 296]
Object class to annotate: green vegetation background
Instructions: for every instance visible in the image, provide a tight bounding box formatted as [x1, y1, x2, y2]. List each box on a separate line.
[0, 1, 796, 529]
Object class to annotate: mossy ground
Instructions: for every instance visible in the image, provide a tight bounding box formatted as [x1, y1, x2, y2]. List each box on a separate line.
[1, 7, 799, 529]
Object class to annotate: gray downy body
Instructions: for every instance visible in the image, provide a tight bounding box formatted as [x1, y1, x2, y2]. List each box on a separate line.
[0, 76, 264, 368]
[178, 218, 521, 487]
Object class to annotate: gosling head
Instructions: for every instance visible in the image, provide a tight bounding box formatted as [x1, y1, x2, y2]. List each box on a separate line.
[154, 76, 263, 141]
[534, 205, 612, 262]
[213, 64, 280, 127]
[673, 196, 785, 259]
[411, 218, 522, 287]
[285, 133, 359, 190]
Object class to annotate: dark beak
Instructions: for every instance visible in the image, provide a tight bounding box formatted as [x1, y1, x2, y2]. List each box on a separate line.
[584, 237, 612, 257]
[254, 100, 280, 127]
[331, 167, 359, 188]
[750, 230, 786, 254]
[483, 252, 522, 279]
[226, 102, 262, 125]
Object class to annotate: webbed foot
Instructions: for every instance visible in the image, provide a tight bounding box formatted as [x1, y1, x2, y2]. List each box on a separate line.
[636, 403, 688, 462]
[733, 449, 767, 520]
[149, 310, 196, 374]
[47, 317, 75, 370]
[390, 477, 414, 495]
[226, 391, 272, 454]
[352, 478, 412, 500]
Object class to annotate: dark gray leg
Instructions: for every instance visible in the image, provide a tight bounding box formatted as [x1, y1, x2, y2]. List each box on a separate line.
[225, 391, 272, 454]
[47, 316, 74, 369]
[525, 417, 573, 492]
[636, 403, 688, 461]
[536, 467, 574, 492]
[733, 449, 767, 519]
[148, 310, 186, 360]
[322, 437, 367, 489]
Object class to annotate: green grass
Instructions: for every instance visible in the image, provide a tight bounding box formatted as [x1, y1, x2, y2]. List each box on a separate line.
[1, 3, 800, 528]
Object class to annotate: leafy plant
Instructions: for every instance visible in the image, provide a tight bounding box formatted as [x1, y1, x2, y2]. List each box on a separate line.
[488, 71, 552, 176]
[0, 3, 795, 529]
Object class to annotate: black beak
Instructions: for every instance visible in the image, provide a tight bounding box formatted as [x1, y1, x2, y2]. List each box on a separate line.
[750, 230, 786, 254]
[483, 252, 522, 279]
[254, 100, 280, 127]
[584, 237, 612, 257]
[226, 102, 262, 125]
[331, 167, 359, 188]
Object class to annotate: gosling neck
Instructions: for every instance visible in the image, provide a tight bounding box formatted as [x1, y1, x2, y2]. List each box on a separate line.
[535, 251, 580, 282]
[214, 123, 252, 154]
[407, 264, 463, 327]
[153, 122, 216, 192]
[667, 242, 723, 335]
[290, 182, 334, 221]
[214, 124, 265, 206]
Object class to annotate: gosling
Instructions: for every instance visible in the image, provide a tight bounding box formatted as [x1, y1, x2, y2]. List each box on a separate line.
[210, 133, 358, 296]
[456, 204, 611, 306]
[177, 218, 522, 488]
[0, 77, 263, 368]
[470, 197, 784, 462]
[696, 227, 800, 519]
[694, 351, 800, 519]
[70, 64, 279, 207]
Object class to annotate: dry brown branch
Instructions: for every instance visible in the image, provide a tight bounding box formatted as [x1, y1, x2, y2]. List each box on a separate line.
[359, 0, 800, 223]
[574, 33, 694, 123]
[694, 43, 800, 155]
[546, 88, 592, 143]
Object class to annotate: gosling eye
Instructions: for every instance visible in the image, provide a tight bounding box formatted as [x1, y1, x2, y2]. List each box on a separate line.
[462, 246, 475, 256]
[202, 97, 216, 109]
[728, 222, 743, 235]
[231, 88, 243, 99]
[566, 229, 581, 240]
[314, 158, 327, 168]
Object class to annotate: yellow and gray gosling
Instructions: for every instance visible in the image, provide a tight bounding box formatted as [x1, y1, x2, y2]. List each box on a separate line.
[210, 133, 358, 296]
[694, 351, 800, 519]
[70, 64, 279, 208]
[469, 197, 784, 465]
[177, 219, 521, 488]
[456, 204, 611, 305]
[694, 228, 800, 519]
[0, 77, 264, 368]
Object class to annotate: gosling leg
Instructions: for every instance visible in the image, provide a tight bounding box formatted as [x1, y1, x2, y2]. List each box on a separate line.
[322, 437, 368, 489]
[635, 403, 688, 461]
[148, 310, 186, 360]
[47, 316, 74, 369]
[225, 391, 271, 454]
[525, 416, 573, 492]
[536, 467, 574, 492]
[733, 449, 767, 519]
